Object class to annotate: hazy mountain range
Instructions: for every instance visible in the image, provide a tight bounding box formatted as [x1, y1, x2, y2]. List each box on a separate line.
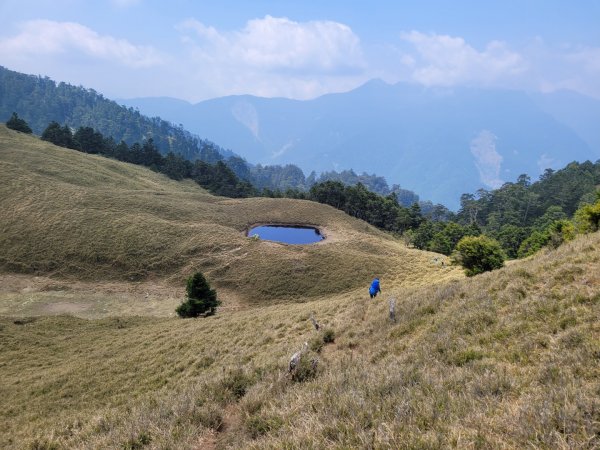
[120, 80, 600, 209]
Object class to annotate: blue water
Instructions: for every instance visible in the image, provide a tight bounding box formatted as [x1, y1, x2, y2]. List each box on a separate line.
[247, 225, 324, 244]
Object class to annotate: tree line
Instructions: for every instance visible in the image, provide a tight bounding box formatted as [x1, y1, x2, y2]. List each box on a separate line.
[408, 162, 600, 259]
[36, 120, 255, 198]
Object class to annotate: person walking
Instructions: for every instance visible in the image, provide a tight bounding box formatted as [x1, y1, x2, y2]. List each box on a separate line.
[369, 277, 381, 299]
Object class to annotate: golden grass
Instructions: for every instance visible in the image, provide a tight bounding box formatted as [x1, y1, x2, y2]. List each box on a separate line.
[1, 125, 599, 448]
[0, 125, 459, 308]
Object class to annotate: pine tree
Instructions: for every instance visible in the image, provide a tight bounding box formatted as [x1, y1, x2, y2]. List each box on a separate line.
[176, 272, 220, 318]
[6, 112, 32, 134]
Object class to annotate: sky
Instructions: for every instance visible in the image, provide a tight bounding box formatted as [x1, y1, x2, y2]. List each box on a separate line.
[1, 0, 599, 103]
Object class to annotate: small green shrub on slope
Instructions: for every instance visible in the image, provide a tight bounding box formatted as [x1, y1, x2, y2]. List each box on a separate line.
[452, 235, 505, 276]
[176, 272, 220, 318]
[574, 195, 600, 234]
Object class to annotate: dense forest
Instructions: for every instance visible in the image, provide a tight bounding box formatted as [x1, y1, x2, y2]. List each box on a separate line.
[0, 66, 421, 203]
[413, 161, 600, 258]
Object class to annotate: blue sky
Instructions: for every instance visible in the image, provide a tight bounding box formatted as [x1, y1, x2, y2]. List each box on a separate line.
[1, 0, 599, 102]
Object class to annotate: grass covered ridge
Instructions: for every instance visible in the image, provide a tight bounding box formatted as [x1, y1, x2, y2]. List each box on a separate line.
[1, 125, 599, 448]
[2, 233, 599, 448]
[0, 125, 459, 307]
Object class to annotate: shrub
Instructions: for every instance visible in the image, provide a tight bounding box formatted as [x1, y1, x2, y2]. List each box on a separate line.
[546, 219, 575, 249]
[518, 230, 550, 258]
[245, 414, 283, 439]
[176, 272, 220, 318]
[309, 334, 324, 353]
[6, 112, 32, 134]
[573, 199, 600, 234]
[322, 328, 336, 343]
[291, 351, 320, 383]
[218, 368, 254, 401]
[452, 235, 505, 277]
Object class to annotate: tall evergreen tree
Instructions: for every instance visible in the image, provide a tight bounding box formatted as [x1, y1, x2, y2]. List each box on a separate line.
[5, 112, 32, 133]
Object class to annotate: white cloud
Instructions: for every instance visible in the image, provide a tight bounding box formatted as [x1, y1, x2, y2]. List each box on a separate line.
[536, 44, 600, 98]
[537, 153, 556, 172]
[171, 15, 369, 99]
[178, 15, 365, 74]
[0, 20, 163, 68]
[470, 130, 504, 188]
[399, 31, 526, 87]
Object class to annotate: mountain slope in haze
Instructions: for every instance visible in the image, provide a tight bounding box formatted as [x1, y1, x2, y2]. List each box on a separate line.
[121, 81, 599, 209]
[0, 66, 228, 162]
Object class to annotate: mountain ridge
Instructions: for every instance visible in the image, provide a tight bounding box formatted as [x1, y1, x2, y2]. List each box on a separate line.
[120, 81, 600, 209]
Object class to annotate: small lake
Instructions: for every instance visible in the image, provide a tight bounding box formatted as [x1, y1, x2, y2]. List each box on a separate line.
[247, 225, 324, 244]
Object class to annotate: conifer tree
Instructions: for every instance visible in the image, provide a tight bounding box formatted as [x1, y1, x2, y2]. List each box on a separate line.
[6, 112, 32, 134]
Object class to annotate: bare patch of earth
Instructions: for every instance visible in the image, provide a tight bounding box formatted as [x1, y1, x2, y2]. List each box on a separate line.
[41, 301, 90, 314]
[0, 273, 248, 318]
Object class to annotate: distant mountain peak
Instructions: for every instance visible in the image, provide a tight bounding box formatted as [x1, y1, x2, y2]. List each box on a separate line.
[117, 81, 599, 208]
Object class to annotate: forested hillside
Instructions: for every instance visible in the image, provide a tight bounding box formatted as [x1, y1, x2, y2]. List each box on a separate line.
[0, 66, 226, 162]
[408, 161, 600, 258]
[1, 66, 421, 201]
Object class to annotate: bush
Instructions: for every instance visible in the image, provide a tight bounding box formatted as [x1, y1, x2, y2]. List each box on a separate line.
[176, 272, 220, 318]
[574, 199, 600, 234]
[518, 230, 550, 258]
[517, 219, 575, 258]
[452, 235, 505, 277]
[291, 350, 320, 383]
[322, 328, 336, 343]
[218, 368, 254, 401]
[6, 112, 32, 134]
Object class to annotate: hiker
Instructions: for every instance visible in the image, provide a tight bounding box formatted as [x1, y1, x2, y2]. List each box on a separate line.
[369, 277, 381, 299]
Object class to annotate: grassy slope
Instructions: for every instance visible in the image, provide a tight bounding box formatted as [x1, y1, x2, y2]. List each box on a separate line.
[1, 125, 599, 448]
[0, 125, 457, 309]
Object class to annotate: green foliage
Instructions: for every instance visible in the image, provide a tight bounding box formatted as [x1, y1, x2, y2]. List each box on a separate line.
[518, 219, 576, 258]
[40, 122, 256, 198]
[492, 224, 530, 259]
[218, 368, 254, 401]
[41, 121, 76, 149]
[573, 198, 600, 234]
[73, 126, 106, 154]
[176, 272, 220, 318]
[428, 222, 477, 255]
[518, 230, 550, 258]
[191, 160, 256, 198]
[306, 181, 449, 236]
[546, 219, 575, 248]
[454, 163, 600, 259]
[6, 112, 32, 133]
[0, 66, 224, 162]
[322, 328, 335, 343]
[452, 235, 505, 277]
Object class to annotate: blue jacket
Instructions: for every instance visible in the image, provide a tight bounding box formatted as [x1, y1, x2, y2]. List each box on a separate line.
[369, 278, 381, 295]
